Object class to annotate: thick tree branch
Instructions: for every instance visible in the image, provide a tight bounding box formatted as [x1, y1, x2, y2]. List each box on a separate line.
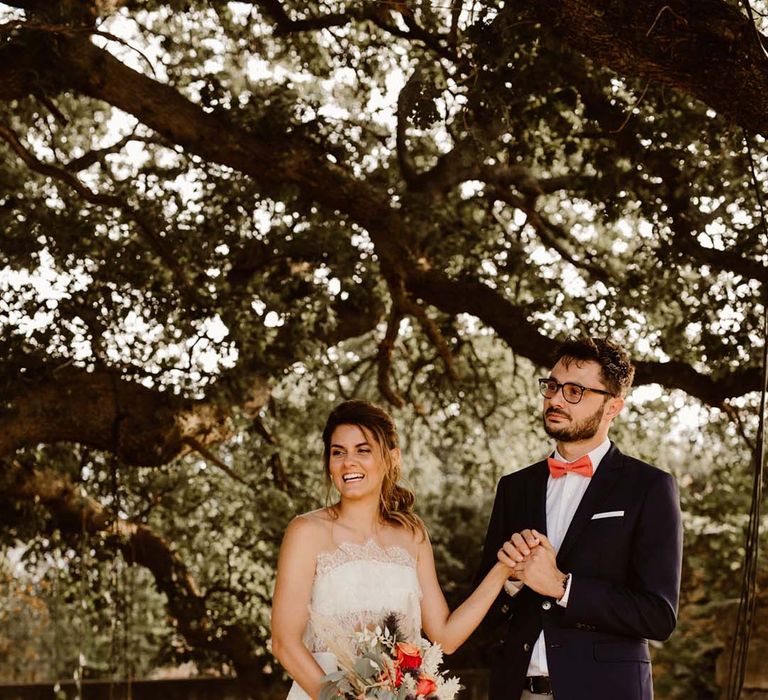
[0, 33, 407, 258]
[562, 55, 768, 282]
[0, 0, 50, 10]
[0, 287, 383, 469]
[0, 365, 237, 464]
[251, 0, 456, 60]
[656, 159, 768, 282]
[254, 0, 353, 33]
[632, 359, 763, 406]
[517, 0, 768, 136]
[405, 267, 764, 406]
[0, 0, 128, 21]
[673, 234, 768, 282]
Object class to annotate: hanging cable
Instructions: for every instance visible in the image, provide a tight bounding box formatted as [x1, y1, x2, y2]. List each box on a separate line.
[75, 505, 89, 700]
[107, 374, 130, 700]
[725, 129, 768, 700]
[724, 6, 768, 696]
[107, 450, 123, 700]
[51, 534, 62, 698]
[124, 540, 135, 700]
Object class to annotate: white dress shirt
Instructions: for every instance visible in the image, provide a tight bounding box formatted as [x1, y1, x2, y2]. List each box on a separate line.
[526, 438, 611, 677]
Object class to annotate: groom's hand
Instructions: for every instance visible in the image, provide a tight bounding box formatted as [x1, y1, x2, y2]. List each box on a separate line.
[510, 532, 568, 599]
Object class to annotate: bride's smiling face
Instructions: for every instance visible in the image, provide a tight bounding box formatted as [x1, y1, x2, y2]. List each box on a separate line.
[328, 423, 393, 500]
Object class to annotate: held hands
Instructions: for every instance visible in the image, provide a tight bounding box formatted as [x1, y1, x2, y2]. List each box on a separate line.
[497, 529, 568, 600]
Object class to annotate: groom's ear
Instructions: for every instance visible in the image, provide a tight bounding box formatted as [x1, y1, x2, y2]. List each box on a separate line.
[605, 396, 624, 419]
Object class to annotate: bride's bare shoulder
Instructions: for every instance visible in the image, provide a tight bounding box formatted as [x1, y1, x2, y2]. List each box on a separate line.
[283, 508, 335, 548]
[303, 506, 338, 521]
[295, 507, 337, 527]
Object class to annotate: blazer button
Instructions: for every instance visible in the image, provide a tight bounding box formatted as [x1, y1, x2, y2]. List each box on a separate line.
[523, 643, 531, 652]
[541, 600, 552, 610]
[501, 604, 510, 614]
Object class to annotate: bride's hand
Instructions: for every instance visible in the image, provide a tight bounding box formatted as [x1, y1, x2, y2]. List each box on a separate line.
[497, 529, 541, 570]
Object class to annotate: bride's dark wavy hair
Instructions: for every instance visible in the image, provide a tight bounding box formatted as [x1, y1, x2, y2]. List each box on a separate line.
[322, 400, 424, 536]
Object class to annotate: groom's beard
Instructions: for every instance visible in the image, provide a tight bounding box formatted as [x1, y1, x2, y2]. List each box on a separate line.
[543, 402, 605, 442]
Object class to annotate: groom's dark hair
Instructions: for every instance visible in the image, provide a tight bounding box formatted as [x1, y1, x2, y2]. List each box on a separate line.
[555, 337, 635, 398]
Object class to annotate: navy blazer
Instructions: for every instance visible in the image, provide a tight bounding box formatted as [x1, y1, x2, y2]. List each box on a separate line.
[477, 443, 683, 700]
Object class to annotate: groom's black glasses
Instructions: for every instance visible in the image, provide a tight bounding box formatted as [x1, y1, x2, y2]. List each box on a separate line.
[538, 378, 615, 404]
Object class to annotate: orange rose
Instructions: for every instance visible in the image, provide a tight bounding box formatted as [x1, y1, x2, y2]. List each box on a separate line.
[415, 675, 437, 696]
[395, 641, 422, 671]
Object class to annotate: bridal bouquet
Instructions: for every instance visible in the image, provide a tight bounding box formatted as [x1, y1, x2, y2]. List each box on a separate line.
[318, 613, 461, 700]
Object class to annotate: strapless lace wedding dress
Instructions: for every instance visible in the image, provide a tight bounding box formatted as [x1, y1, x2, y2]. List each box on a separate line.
[285, 538, 422, 700]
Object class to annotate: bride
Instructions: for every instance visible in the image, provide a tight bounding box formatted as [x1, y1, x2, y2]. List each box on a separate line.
[270, 400, 515, 700]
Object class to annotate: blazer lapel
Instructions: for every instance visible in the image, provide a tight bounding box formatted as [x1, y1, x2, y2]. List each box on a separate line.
[556, 443, 625, 564]
[526, 460, 550, 537]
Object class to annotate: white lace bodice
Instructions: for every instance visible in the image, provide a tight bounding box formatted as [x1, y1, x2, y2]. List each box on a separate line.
[304, 538, 422, 653]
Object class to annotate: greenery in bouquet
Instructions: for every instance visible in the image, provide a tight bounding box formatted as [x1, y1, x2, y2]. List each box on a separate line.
[318, 613, 461, 700]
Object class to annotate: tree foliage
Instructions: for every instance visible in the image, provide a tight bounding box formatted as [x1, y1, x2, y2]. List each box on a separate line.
[1, 0, 768, 694]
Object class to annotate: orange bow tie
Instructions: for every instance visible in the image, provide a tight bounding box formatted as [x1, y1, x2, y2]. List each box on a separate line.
[547, 454, 593, 479]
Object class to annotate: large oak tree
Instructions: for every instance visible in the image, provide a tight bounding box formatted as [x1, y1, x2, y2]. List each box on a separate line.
[1, 0, 767, 691]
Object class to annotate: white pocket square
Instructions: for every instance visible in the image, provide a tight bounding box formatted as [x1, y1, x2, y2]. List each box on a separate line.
[591, 510, 624, 520]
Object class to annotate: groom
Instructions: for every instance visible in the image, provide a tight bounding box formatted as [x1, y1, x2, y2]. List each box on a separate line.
[478, 337, 682, 700]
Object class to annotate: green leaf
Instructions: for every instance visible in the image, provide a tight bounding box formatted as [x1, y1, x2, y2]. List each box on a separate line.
[320, 670, 347, 683]
[355, 656, 380, 680]
[319, 681, 342, 700]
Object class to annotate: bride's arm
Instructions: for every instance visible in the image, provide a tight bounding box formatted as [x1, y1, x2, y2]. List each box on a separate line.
[417, 530, 512, 654]
[271, 516, 328, 700]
